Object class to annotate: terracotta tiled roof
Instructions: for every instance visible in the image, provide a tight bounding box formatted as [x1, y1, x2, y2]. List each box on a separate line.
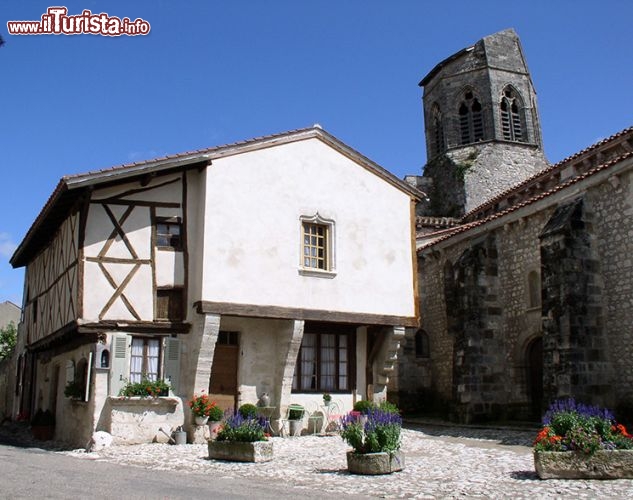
[418, 149, 633, 251]
[463, 126, 633, 222]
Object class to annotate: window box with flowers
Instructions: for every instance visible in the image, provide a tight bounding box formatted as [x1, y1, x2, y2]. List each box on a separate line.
[118, 378, 170, 398]
[533, 399, 633, 479]
[340, 404, 405, 475]
[208, 411, 273, 462]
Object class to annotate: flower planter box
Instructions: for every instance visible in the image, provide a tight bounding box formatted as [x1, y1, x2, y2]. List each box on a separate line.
[534, 450, 633, 479]
[208, 440, 273, 463]
[346, 450, 405, 475]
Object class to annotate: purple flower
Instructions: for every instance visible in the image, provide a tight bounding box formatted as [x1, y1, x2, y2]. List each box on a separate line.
[542, 398, 614, 425]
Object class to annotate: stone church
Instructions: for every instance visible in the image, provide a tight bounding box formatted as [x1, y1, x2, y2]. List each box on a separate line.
[395, 29, 633, 423]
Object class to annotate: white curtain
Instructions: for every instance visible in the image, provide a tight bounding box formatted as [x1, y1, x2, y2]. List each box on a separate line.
[147, 339, 160, 381]
[130, 338, 144, 383]
[130, 338, 160, 382]
[320, 334, 336, 391]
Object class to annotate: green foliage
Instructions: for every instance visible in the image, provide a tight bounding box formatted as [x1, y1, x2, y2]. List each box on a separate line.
[288, 404, 304, 420]
[340, 409, 402, 454]
[238, 403, 259, 419]
[322, 393, 332, 404]
[216, 412, 267, 442]
[534, 399, 633, 455]
[208, 404, 224, 421]
[378, 400, 400, 415]
[118, 378, 169, 397]
[0, 321, 17, 360]
[352, 400, 376, 414]
[64, 380, 84, 399]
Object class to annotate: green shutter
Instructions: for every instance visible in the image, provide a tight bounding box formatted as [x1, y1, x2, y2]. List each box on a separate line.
[110, 333, 130, 396]
[163, 337, 181, 394]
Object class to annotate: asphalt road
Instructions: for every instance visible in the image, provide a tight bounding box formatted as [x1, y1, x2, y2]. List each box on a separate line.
[0, 442, 342, 500]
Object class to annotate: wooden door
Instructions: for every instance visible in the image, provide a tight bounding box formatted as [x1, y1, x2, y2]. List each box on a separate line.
[209, 331, 239, 412]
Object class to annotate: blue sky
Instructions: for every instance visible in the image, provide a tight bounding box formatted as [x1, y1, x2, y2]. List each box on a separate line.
[1, 0, 632, 306]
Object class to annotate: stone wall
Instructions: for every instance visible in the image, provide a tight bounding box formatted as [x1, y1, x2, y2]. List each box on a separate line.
[540, 198, 611, 407]
[401, 158, 633, 422]
[590, 170, 633, 412]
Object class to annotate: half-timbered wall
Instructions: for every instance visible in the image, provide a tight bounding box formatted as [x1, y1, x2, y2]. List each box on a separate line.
[82, 173, 185, 322]
[24, 212, 79, 344]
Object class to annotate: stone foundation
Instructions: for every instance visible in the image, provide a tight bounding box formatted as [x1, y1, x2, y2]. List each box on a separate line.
[208, 440, 274, 462]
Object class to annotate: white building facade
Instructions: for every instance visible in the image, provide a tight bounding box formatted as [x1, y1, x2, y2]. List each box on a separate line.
[10, 127, 420, 445]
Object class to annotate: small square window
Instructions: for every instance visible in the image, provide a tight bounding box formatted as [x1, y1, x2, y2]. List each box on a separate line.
[156, 218, 182, 250]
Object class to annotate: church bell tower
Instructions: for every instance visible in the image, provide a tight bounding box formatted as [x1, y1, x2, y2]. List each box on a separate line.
[418, 29, 549, 217]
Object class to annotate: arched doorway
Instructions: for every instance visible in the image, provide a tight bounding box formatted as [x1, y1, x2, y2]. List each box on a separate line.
[526, 337, 543, 421]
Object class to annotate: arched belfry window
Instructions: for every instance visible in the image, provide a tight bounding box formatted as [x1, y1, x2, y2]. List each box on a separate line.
[430, 103, 445, 157]
[500, 87, 526, 142]
[459, 90, 484, 145]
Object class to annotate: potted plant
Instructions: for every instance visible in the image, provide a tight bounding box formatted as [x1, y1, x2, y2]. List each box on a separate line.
[340, 405, 404, 474]
[533, 398, 633, 479]
[287, 404, 305, 437]
[238, 403, 259, 419]
[323, 393, 332, 406]
[208, 411, 272, 462]
[189, 391, 220, 426]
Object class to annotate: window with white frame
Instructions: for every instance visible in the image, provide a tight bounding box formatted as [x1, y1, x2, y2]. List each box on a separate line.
[300, 214, 335, 275]
[129, 337, 161, 383]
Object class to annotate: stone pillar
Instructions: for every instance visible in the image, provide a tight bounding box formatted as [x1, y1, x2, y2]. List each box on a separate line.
[180, 312, 220, 431]
[451, 234, 505, 423]
[274, 319, 304, 431]
[355, 327, 367, 402]
[539, 198, 610, 407]
[371, 326, 406, 403]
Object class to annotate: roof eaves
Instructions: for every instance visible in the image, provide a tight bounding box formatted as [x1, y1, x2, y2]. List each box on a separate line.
[463, 126, 633, 220]
[420, 150, 633, 253]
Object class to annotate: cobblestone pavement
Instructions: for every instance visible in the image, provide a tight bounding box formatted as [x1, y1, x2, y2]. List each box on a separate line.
[4, 422, 633, 498]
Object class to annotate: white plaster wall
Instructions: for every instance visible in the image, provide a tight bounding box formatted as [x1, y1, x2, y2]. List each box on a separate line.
[156, 251, 184, 287]
[83, 204, 152, 260]
[83, 260, 153, 321]
[200, 138, 415, 317]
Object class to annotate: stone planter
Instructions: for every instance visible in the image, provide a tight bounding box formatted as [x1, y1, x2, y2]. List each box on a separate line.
[346, 450, 405, 475]
[534, 450, 633, 479]
[208, 440, 273, 463]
